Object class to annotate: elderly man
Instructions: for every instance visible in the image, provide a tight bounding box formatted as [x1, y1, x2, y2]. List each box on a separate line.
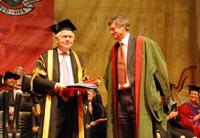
[30, 19, 89, 138]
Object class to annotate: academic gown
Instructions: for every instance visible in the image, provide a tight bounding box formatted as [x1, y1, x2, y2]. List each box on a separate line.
[179, 102, 200, 137]
[104, 36, 171, 138]
[90, 98, 107, 138]
[31, 47, 89, 138]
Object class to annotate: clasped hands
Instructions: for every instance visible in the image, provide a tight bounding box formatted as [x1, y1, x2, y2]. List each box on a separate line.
[167, 110, 178, 120]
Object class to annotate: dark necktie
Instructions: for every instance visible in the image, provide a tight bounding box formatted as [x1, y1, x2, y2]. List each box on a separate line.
[62, 52, 70, 85]
[118, 43, 126, 85]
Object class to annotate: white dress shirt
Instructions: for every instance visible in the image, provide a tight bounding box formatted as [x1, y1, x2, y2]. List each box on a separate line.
[58, 48, 74, 85]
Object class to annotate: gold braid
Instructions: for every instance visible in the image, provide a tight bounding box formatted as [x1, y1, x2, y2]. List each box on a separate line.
[30, 56, 47, 96]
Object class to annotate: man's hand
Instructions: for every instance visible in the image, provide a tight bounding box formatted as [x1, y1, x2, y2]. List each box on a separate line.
[167, 110, 178, 120]
[54, 83, 66, 93]
[54, 83, 69, 102]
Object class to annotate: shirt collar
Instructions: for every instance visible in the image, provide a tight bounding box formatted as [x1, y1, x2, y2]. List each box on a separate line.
[121, 33, 130, 46]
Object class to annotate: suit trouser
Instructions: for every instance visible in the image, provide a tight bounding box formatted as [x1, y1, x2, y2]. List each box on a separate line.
[117, 88, 136, 138]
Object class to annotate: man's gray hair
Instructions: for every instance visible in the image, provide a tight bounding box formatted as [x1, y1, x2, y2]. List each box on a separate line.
[108, 15, 130, 31]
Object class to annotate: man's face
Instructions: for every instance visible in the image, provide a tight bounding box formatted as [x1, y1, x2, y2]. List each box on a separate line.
[109, 22, 126, 41]
[55, 30, 75, 52]
[5, 78, 16, 88]
[189, 90, 199, 102]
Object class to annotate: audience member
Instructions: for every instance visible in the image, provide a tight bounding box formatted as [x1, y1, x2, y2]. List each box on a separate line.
[179, 85, 200, 137]
[0, 71, 20, 128]
[167, 100, 196, 138]
[87, 89, 107, 138]
[14, 65, 24, 90]
[0, 71, 21, 92]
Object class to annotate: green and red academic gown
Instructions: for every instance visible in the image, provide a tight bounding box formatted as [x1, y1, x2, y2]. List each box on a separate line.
[104, 36, 171, 138]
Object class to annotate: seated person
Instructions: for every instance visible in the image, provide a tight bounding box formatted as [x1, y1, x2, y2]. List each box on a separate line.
[0, 71, 21, 95]
[167, 100, 196, 138]
[87, 89, 107, 138]
[14, 65, 24, 90]
[0, 71, 20, 128]
[179, 85, 200, 138]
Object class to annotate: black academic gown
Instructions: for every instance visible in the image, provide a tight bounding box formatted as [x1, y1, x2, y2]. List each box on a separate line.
[89, 96, 107, 138]
[32, 47, 89, 138]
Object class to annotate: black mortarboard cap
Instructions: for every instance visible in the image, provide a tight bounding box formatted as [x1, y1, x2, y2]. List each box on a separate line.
[188, 85, 200, 93]
[4, 71, 20, 81]
[49, 19, 77, 34]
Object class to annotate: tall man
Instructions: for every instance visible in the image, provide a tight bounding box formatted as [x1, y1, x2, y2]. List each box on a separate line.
[104, 15, 171, 138]
[30, 19, 89, 138]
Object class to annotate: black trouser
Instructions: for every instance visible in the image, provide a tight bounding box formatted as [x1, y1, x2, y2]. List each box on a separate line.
[117, 88, 136, 138]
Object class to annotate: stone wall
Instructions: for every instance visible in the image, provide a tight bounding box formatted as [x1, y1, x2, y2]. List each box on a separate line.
[53, 0, 200, 105]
